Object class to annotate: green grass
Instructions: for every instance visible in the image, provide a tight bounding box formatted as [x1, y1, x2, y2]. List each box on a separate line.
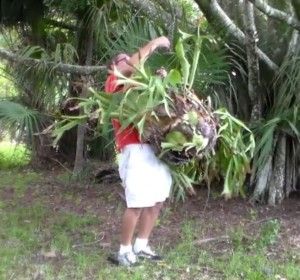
[0, 141, 31, 169]
[0, 203, 46, 277]
[0, 170, 299, 279]
[0, 170, 41, 196]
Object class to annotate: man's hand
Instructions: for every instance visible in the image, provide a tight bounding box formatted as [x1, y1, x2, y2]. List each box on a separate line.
[154, 36, 171, 50]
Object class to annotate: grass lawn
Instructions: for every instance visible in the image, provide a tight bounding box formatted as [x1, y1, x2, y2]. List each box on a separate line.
[0, 168, 299, 280]
[0, 145, 299, 279]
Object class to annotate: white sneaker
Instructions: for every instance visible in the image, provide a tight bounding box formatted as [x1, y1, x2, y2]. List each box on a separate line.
[134, 245, 163, 261]
[117, 251, 138, 266]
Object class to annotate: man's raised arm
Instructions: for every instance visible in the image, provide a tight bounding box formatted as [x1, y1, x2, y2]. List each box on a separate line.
[122, 36, 170, 75]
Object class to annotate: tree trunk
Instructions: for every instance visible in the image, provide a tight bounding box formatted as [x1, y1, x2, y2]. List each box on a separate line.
[73, 77, 91, 174]
[242, 0, 261, 121]
[73, 123, 87, 174]
[251, 155, 272, 202]
[285, 138, 297, 197]
[268, 133, 286, 205]
[72, 25, 94, 175]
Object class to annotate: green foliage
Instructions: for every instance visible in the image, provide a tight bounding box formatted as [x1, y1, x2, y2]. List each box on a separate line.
[101, 16, 161, 63]
[252, 55, 300, 188]
[0, 141, 31, 169]
[0, 65, 17, 98]
[45, 0, 89, 14]
[0, 4, 230, 164]
[256, 219, 281, 249]
[169, 160, 200, 201]
[52, 31, 254, 200]
[1, 44, 70, 146]
[212, 108, 255, 198]
[0, 100, 42, 141]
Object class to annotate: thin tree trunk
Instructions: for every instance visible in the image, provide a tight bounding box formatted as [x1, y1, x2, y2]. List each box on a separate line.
[73, 28, 94, 175]
[285, 139, 297, 197]
[73, 123, 87, 174]
[242, 0, 261, 121]
[268, 133, 286, 205]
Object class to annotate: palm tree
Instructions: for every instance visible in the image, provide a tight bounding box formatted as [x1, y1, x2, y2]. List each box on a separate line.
[194, 0, 300, 204]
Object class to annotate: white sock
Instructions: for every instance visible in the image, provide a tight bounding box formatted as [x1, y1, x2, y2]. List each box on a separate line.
[119, 244, 132, 255]
[133, 238, 148, 252]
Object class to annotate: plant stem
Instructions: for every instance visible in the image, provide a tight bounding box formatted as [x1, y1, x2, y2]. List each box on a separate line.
[188, 27, 202, 89]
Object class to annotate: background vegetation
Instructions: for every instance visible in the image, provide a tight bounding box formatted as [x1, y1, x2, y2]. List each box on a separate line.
[0, 1, 299, 278]
[0, 0, 299, 203]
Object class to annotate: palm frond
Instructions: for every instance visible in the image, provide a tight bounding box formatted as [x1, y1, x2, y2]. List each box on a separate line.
[82, 0, 128, 53]
[7, 44, 69, 112]
[193, 40, 230, 92]
[101, 16, 161, 63]
[0, 100, 43, 141]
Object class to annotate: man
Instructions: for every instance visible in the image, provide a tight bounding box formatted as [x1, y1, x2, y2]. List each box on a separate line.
[104, 36, 172, 266]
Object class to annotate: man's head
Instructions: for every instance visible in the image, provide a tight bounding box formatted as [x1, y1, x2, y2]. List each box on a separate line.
[109, 53, 131, 74]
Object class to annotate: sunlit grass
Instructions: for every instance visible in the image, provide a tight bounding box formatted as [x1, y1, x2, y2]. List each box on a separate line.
[0, 140, 31, 169]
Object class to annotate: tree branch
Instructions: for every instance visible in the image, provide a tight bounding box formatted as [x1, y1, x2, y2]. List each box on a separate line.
[195, 235, 229, 245]
[0, 48, 106, 75]
[195, 0, 278, 72]
[248, 0, 300, 31]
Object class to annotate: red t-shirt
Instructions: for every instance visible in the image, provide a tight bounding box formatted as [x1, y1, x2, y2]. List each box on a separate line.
[104, 74, 141, 151]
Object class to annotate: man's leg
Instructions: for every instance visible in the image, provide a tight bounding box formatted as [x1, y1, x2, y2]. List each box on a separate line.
[116, 207, 142, 266]
[120, 207, 142, 245]
[136, 202, 163, 239]
[133, 202, 163, 258]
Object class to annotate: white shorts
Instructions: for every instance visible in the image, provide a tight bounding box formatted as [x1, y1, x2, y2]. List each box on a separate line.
[118, 144, 172, 208]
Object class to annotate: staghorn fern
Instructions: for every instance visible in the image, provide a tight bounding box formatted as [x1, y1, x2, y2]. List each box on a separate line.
[52, 30, 255, 200]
